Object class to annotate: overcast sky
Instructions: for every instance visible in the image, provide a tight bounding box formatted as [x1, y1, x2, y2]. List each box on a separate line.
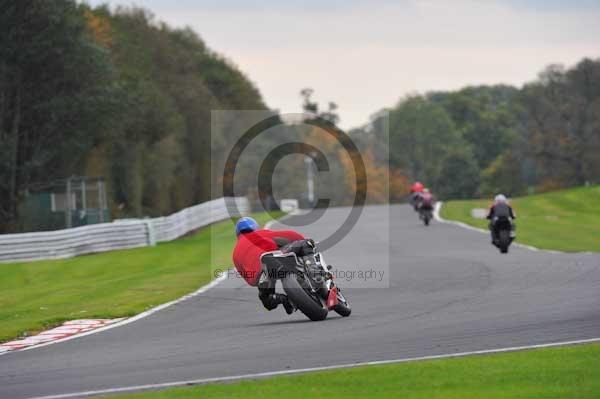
[84, 0, 600, 129]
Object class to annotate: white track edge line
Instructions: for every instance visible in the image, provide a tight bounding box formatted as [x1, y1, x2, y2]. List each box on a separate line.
[264, 209, 298, 230]
[433, 202, 594, 255]
[0, 273, 228, 357]
[264, 220, 277, 229]
[27, 336, 600, 399]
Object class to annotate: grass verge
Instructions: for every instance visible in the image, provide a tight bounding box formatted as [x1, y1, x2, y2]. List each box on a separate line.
[109, 343, 600, 399]
[0, 212, 282, 343]
[440, 185, 600, 252]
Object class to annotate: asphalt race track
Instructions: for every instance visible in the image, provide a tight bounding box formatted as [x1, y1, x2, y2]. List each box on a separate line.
[1, 205, 599, 399]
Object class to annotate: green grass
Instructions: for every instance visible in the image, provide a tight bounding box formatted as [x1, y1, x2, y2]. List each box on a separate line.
[440, 185, 600, 252]
[0, 212, 282, 343]
[109, 343, 600, 399]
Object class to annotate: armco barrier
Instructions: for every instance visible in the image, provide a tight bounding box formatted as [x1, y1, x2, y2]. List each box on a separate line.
[0, 197, 249, 264]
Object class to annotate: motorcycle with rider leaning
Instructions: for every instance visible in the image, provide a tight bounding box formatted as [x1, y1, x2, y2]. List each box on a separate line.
[232, 217, 351, 321]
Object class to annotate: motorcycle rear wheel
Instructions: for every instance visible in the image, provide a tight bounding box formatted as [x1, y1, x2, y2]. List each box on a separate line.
[282, 274, 328, 321]
[499, 230, 510, 254]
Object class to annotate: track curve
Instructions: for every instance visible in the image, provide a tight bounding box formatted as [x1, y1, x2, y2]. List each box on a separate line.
[1, 205, 599, 399]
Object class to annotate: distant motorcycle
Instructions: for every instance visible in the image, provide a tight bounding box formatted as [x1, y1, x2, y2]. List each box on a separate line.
[260, 244, 351, 321]
[491, 216, 515, 254]
[419, 206, 433, 226]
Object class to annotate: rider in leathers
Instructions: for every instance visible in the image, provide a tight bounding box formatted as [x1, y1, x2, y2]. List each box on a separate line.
[232, 217, 314, 314]
[486, 194, 516, 244]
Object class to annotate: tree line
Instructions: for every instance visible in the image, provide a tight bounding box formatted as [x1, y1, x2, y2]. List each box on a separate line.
[354, 58, 600, 200]
[0, 1, 267, 232]
[1, 1, 598, 232]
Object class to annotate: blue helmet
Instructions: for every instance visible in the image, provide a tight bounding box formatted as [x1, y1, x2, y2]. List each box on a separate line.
[235, 217, 259, 236]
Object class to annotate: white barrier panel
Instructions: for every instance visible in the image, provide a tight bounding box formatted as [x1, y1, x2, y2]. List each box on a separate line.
[0, 197, 249, 264]
[280, 199, 299, 213]
[471, 208, 487, 219]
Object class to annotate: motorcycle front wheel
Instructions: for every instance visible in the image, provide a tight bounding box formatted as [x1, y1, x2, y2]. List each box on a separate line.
[333, 288, 352, 317]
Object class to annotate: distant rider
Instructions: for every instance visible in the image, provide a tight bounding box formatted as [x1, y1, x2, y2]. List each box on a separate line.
[486, 194, 516, 243]
[232, 217, 311, 314]
[410, 181, 425, 211]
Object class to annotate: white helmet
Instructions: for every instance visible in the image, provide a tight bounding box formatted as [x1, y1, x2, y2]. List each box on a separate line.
[494, 194, 507, 203]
